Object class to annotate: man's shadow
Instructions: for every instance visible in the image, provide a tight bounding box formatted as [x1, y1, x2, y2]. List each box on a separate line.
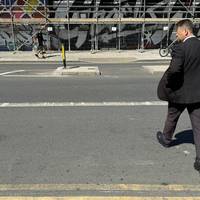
[44, 54, 59, 58]
[171, 129, 194, 146]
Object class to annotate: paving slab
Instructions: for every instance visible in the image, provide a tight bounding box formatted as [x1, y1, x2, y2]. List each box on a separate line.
[0, 50, 171, 63]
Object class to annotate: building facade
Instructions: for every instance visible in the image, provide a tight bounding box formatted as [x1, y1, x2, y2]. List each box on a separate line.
[0, 0, 200, 51]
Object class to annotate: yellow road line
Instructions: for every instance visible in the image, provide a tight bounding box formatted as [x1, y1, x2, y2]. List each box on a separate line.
[0, 197, 200, 200]
[0, 184, 199, 192]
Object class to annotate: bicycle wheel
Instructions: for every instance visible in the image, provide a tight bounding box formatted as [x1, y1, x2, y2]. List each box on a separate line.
[159, 48, 169, 57]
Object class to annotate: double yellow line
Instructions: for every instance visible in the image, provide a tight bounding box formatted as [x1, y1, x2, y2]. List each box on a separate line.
[0, 184, 199, 191]
[0, 198, 199, 200]
[0, 184, 199, 200]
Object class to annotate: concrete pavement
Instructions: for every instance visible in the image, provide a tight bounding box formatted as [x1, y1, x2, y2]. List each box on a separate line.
[0, 49, 171, 63]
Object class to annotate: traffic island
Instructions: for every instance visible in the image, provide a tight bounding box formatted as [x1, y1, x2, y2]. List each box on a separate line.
[54, 66, 101, 76]
[0, 67, 101, 77]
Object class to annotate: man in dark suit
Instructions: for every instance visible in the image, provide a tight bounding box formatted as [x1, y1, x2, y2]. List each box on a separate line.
[157, 19, 200, 172]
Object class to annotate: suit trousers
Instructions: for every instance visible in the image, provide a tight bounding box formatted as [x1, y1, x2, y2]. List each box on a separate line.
[163, 102, 200, 158]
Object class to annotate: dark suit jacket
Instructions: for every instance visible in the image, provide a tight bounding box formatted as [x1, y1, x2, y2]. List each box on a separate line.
[157, 37, 200, 104]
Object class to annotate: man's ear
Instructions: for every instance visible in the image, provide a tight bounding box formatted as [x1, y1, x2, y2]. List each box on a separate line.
[185, 29, 189, 36]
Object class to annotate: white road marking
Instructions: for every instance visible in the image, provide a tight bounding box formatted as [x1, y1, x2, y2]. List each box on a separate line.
[142, 65, 168, 74]
[0, 70, 25, 76]
[1, 75, 119, 78]
[0, 101, 167, 108]
[2, 75, 69, 78]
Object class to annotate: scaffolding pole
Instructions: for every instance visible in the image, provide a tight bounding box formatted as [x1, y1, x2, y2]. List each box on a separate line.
[10, 14, 16, 51]
[178, 0, 194, 17]
[44, 0, 49, 50]
[9, 0, 16, 51]
[90, 0, 95, 52]
[118, 0, 121, 51]
[192, 0, 196, 21]
[2, 17, 200, 25]
[140, 0, 145, 52]
[95, 0, 98, 51]
[167, 0, 172, 47]
[91, 23, 94, 52]
[67, 0, 71, 52]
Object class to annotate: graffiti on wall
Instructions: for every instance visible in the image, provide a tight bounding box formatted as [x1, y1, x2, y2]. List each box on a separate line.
[50, 0, 200, 50]
[0, 24, 37, 50]
[0, 0, 200, 50]
[0, 0, 46, 50]
[0, 0, 45, 18]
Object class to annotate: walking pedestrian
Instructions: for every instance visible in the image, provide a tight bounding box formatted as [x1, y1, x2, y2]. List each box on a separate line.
[33, 30, 45, 58]
[157, 19, 200, 172]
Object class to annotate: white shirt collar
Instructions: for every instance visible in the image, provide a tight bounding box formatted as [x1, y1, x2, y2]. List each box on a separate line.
[183, 35, 195, 42]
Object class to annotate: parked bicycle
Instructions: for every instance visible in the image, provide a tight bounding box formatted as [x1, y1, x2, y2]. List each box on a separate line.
[159, 39, 178, 57]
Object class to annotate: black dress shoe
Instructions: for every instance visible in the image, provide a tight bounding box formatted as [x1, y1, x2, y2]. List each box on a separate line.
[156, 131, 172, 148]
[194, 157, 200, 172]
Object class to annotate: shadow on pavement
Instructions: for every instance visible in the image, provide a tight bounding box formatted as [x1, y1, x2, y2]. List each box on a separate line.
[45, 54, 59, 58]
[171, 129, 194, 146]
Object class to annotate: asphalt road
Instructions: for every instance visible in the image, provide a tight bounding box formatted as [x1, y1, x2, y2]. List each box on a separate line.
[0, 61, 168, 103]
[0, 61, 199, 196]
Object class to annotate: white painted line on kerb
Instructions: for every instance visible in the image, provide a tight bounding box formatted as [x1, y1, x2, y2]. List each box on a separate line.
[0, 101, 168, 108]
[0, 70, 25, 76]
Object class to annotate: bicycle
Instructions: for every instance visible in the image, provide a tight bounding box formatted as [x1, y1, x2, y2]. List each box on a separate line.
[33, 42, 47, 59]
[159, 39, 178, 57]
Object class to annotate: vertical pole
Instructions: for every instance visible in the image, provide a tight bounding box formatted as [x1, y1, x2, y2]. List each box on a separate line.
[95, 0, 98, 51]
[192, 0, 196, 32]
[193, 0, 195, 20]
[140, 0, 145, 51]
[9, 0, 16, 51]
[137, 1, 141, 50]
[141, 24, 145, 50]
[11, 16, 16, 51]
[118, 0, 121, 51]
[161, 12, 164, 49]
[67, 0, 71, 52]
[91, 24, 94, 53]
[44, 0, 49, 50]
[44, 0, 47, 19]
[94, 0, 96, 51]
[62, 43, 66, 68]
[167, 0, 171, 47]
[90, 0, 95, 53]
